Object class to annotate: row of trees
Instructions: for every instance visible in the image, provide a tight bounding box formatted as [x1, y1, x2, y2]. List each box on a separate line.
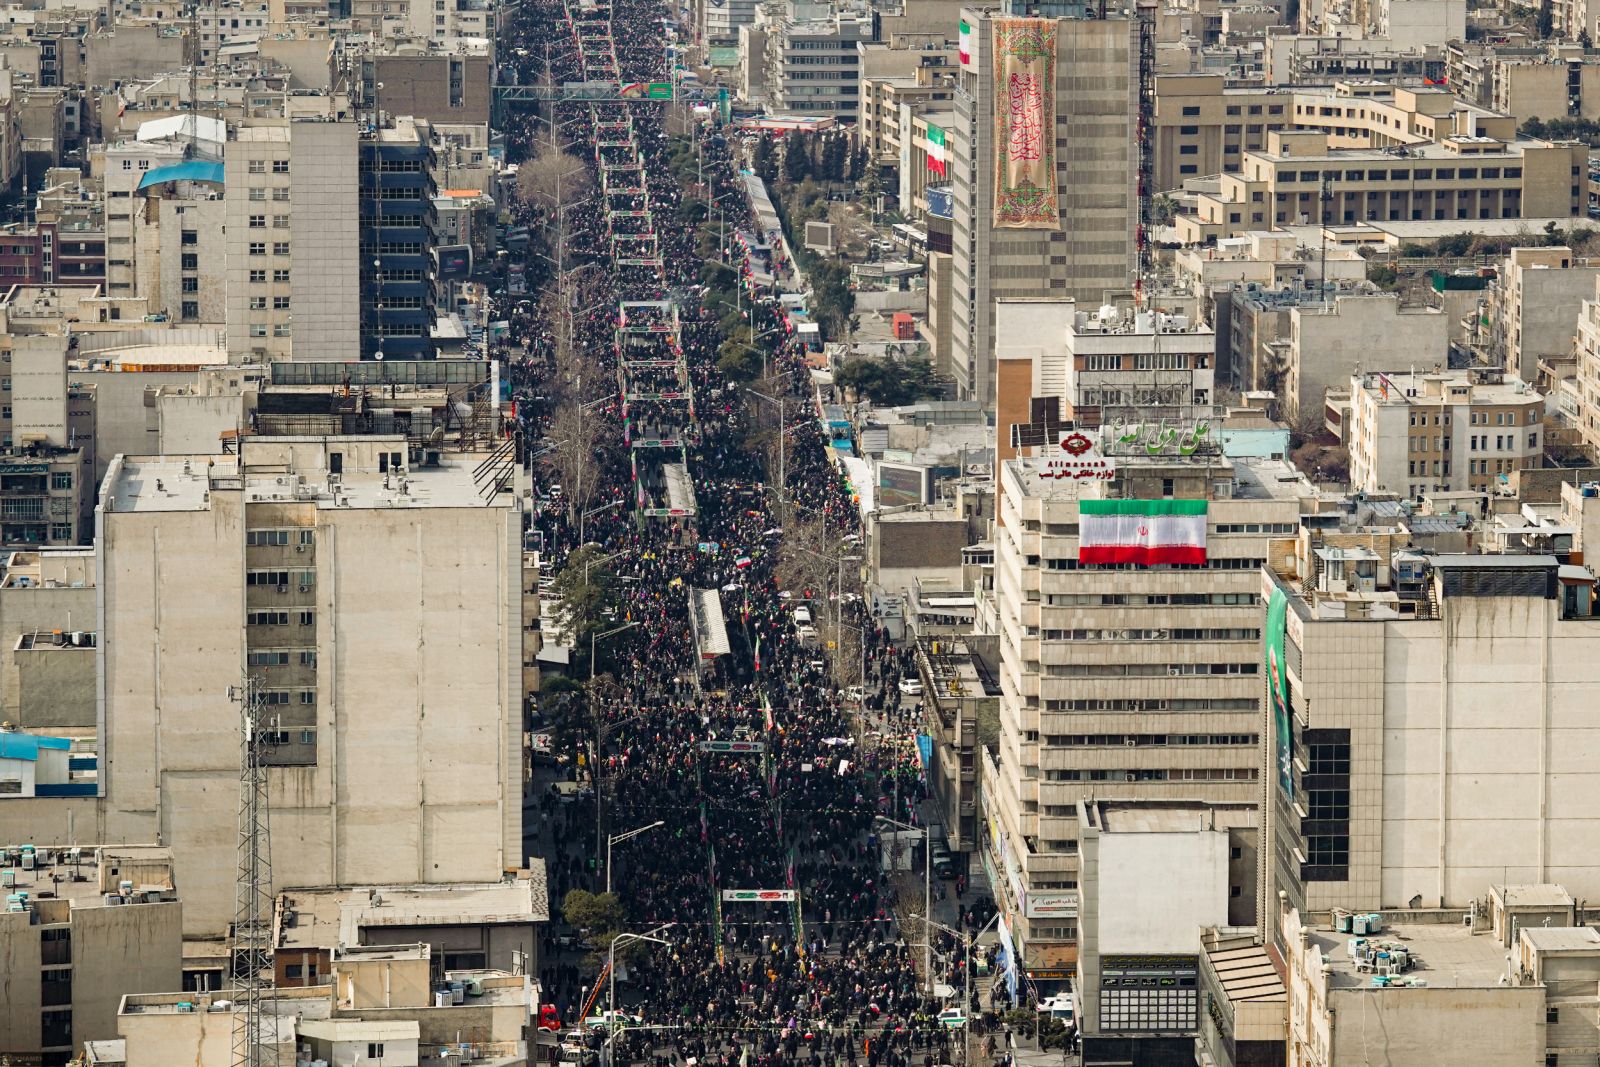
[750, 130, 871, 187]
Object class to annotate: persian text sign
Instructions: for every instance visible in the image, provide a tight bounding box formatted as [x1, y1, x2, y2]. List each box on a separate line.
[1036, 430, 1116, 482]
[699, 740, 765, 753]
[992, 18, 1059, 229]
[722, 889, 796, 901]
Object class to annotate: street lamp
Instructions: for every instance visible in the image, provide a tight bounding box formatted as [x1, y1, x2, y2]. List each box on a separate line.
[590, 621, 640, 890]
[606, 819, 664, 894]
[580, 498, 625, 543]
[605, 924, 673, 1067]
[877, 813, 931, 992]
[913, 911, 1001, 1064]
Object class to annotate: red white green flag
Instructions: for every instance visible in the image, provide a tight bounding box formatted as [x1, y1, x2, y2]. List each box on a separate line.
[1078, 499, 1207, 565]
[958, 18, 972, 65]
[927, 125, 947, 177]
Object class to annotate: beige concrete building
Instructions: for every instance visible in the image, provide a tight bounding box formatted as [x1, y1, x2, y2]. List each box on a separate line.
[913, 634, 997, 857]
[225, 118, 361, 364]
[857, 47, 955, 170]
[951, 10, 1138, 405]
[0, 844, 181, 1065]
[85, 435, 521, 937]
[1347, 368, 1544, 499]
[1152, 75, 1290, 192]
[0, 550, 95, 731]
[1260, 548, 1600, 954]
[1178, 129, 1588, 245]
[1278, 291, 1445, 426]
[982, 451, 1307, 973]
[1566, 275, 1600, 461]
[1491, 246, 1600, 385]
[115, 946, 537, 1067]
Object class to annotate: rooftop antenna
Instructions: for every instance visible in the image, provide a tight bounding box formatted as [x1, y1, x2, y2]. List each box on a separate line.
[228, 676, 275, 1067]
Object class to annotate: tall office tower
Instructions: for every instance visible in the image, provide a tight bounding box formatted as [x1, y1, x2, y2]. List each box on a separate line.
[360, 117, 439, 361]
[226, 119, 362, 363]
[982, 444, 1305, 976]
[97, 435, 521, 935]
[950, 10, 1138, 405]
[1260, 533, 1600, 954]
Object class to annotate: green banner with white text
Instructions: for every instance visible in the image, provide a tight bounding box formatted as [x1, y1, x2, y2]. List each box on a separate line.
[1266, 585, 1292, 797]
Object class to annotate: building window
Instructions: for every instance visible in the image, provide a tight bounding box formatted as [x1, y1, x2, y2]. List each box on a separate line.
[250, 296, 267, 310]
[273, 160, 290, 173]
[1547, 1008, 1560, 1024]
[249, 187, 266, 201]
[181, 278, 199, 293]
[249, 215, 266, 228]
[182, 301, 199, 319]
[274, 242, 290, 255]
[250, 270, 266, 283]
[50, 523, 72, 541]
[249, 242, 266, 255]
[274, 270, 290, 282]
[368, 1045, 385, 1059]
[274, 296, 291, 310]
[50, 471, 71, 490]
[248, 160, 265, 174]
[250, 325, 268, 337]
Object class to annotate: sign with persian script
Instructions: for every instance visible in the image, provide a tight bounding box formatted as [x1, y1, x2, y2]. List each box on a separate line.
[992, 18, 1058, 229]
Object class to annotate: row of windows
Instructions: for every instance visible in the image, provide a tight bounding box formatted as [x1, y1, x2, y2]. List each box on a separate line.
[1044, 661, 1258, 677]
[247, 529, 313, 548]
[246, 570, 316, 588]
[259, 690, 316, 706]
[247, 649, 317, 667]
[247, 610, 315, 627]
[247, 270, 292, 283]
[1042, 697, 1258, 712]
[1043, 592, 1259, 607]
[247, 242, 292, 256]
[246, 159, 291, 174]
[1038, 733, 1258, 747]
[247, 215, 291, 229]
[1040, 627, 1260, 642]
[1042, 767, 1259, 782]
[1041, 557, 1264, 572]
[247, 188, 291, 202]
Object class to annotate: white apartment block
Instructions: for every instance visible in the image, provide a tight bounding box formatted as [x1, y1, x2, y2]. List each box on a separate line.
[1346, 368, 1543, 500]
[92, 435, 521, 936]
[983, 451, 1306, 971]
[225, 119, 360, 363]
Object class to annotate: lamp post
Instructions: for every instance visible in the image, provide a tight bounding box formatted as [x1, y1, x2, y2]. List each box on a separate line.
[605, 925, 673, 1067]
[877, 813, 931, 992]
[606, 819, 664, 894]
[915, 911, 1000, 1064]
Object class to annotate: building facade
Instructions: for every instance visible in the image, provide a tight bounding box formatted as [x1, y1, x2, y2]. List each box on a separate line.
[360, 118, 439, 361]
[950, 10, 1138, 405]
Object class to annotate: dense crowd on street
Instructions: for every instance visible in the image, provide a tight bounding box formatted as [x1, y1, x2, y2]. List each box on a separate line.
[485, 0, 1010, 1061]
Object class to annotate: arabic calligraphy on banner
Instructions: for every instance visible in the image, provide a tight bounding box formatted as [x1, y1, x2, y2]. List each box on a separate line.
[1102, 415, 1215, 457]
[1036, 430, 1116, 482]
[992, 18, 1059, 229]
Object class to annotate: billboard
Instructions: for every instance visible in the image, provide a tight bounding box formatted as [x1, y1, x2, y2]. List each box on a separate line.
[437, 244, 471, 279]
[877, 460, 930, 508]
[992, 18, 1059, 229]
[1267, 585, 1292, 796]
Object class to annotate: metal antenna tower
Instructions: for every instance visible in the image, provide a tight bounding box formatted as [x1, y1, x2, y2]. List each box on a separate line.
[229, 677, 274, 1067]
[1134, 0, 1158, 310]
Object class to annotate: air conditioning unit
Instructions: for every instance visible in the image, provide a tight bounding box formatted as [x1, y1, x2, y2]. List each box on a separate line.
[1168, 667, 1184, 676]
[1125, 772, 1137, 782]
[277, 585, 288, 594]
[296, 544, 308, 553]
[1124, 738, 1137, 747]
[298, 584, 310, 593]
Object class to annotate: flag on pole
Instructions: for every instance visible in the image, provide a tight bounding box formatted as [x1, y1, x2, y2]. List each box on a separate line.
[926, 125, 947, 178]
[1077, 499, 1207, 565]
[958, 18, 972, 65]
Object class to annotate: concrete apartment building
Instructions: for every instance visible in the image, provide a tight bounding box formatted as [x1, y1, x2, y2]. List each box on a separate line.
[1347, 369, 1544, 499]
[1178, 129, 1589, 246]
[226, 119, 361, 364]
[857, 44, 956, 171]
[982, 449, 1306, 975]
[1152, 75, 1292, 192]
[951, 10, 1138, 405]
[993, 300, 1216, 429]
[1229, 289, 1446, 426]
[1568, 274, 1600, 461]
[757, 0, 875, 117]
[113, 946, 537, 1067]
[0, 844, 181, 1066]
[1491, 246, 1600, 385]
[93, 434, 521, 937]
[913, 634, 998, 857]
[0, 549, 95, 730]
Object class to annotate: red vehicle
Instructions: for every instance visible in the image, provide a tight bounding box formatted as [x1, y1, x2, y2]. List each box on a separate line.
[538, 1004, 562, 1032]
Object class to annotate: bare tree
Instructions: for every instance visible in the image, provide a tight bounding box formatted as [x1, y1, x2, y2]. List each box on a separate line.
[516, 143, 594, 214]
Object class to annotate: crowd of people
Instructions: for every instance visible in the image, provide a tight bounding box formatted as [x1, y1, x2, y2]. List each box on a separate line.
[487, 0, 1013, 1061]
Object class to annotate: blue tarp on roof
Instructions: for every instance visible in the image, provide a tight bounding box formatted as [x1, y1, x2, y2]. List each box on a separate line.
[137, 160, 225, 190]
[0, 732, 71, 761]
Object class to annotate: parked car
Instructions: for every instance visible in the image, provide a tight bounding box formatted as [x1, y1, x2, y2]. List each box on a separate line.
[898, 677, 923, 697]
[794, 604, 813, 627]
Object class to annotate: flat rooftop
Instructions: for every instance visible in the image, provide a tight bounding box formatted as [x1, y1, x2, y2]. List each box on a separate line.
[1496, 883, 1576, 908]
[103, 451, 510, 513]
[1520, 926, 1600, 954]
[276, 867, 548, 950]
[1092, 800, 1258, 833]
[1309, 921, 1511, 989]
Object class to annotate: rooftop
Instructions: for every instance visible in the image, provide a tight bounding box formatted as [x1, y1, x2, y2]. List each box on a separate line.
[1309, 920, 1512, 990]
[1355, 369, 1541, 406]
[1496, 883, 1576, 908]
[1091, 800, 1258, 834]
[1520, 926, 1600, 954]
[0, 843, 175, 910]
[276, 867, 548, 950]
[1205, 940, 1287, 1004]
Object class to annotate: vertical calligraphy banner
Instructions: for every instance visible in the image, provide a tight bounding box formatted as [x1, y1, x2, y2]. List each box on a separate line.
[991, 17, 1059, 229]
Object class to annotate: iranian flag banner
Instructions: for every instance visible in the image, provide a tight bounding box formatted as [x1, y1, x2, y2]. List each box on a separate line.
[1078, 499, 1207, 565]
[927, 125, 947, 177]
[959, 18, 973, 65]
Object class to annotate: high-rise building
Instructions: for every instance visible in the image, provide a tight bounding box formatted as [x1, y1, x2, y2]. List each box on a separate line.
[1260, 538, 1600, 952]
[95, 434, 520, 935]
[981, 446, 1306, 974]
[360, 117, 439, 361]
[950, 9, 1139, 405]
[226, 119, 362, 364]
